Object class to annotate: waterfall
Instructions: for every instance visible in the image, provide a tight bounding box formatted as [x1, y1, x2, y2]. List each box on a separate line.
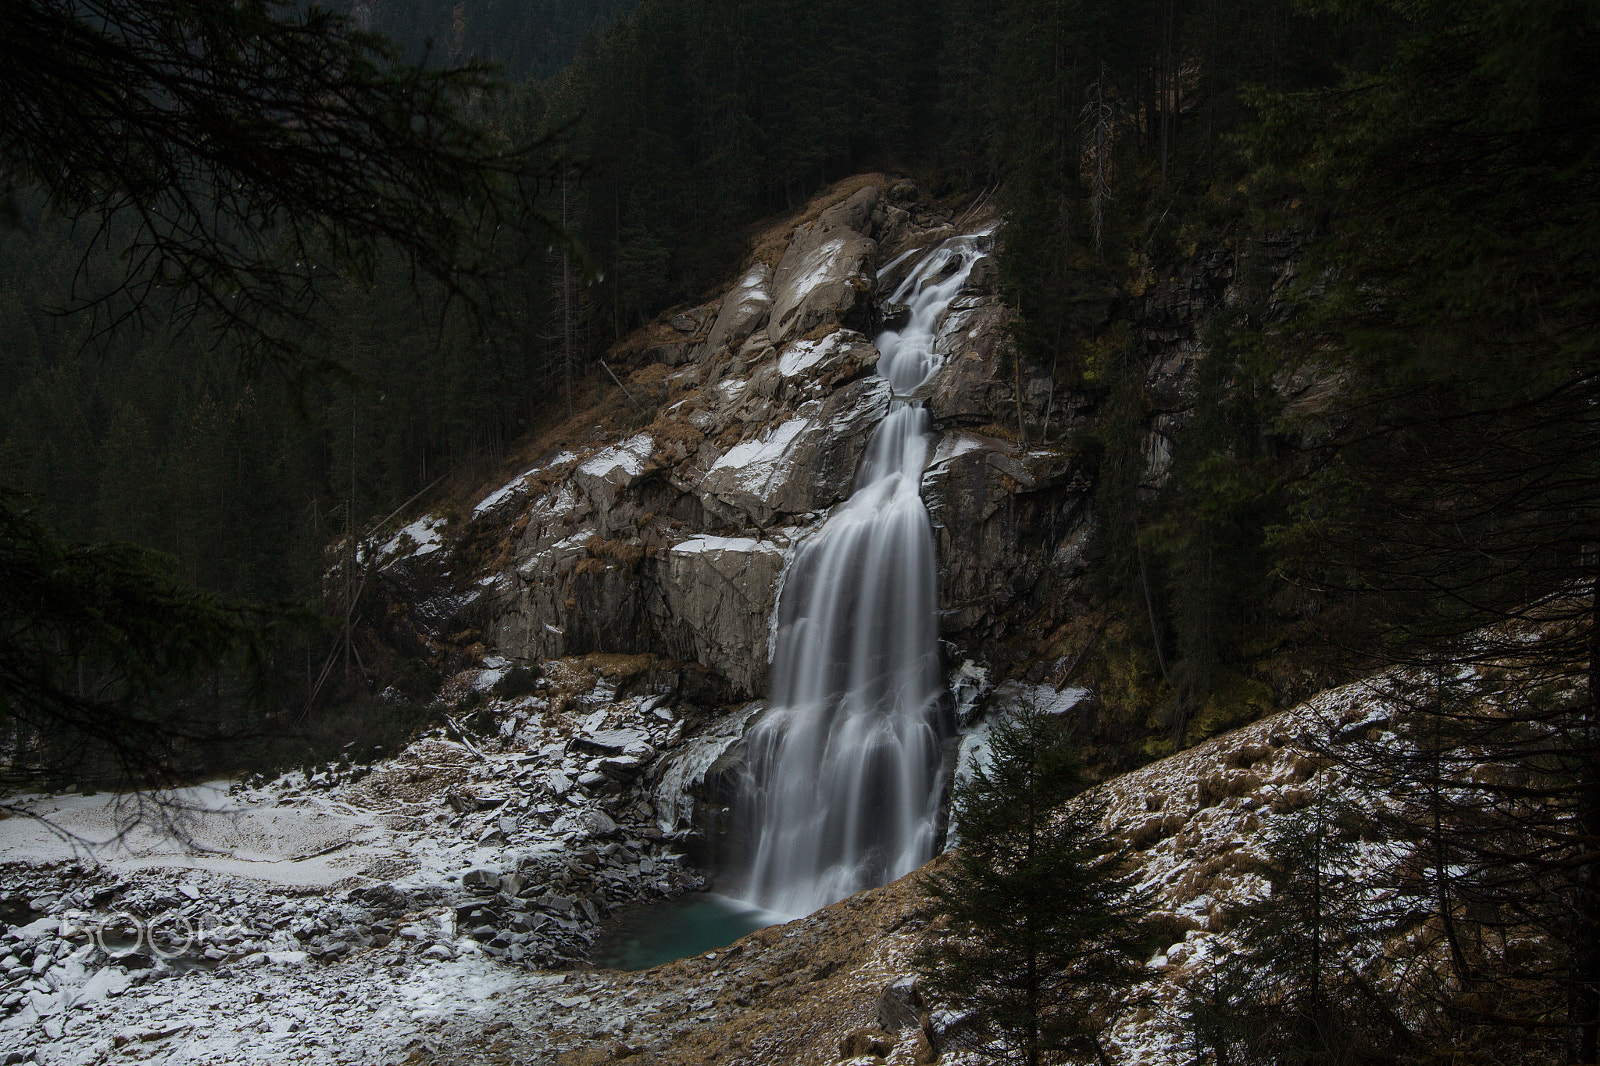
[738, 231, 991, 915]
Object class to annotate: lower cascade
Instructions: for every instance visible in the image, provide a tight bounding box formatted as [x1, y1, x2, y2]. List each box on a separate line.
[737, 232, 990, 915]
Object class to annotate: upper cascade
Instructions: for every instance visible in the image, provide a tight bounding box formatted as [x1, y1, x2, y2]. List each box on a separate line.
[875, 229, 994, 395]
[735, 233, 992, 915]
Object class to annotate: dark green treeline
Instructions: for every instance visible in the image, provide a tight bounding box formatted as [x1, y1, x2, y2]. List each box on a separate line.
[3, 0, 1367, 608]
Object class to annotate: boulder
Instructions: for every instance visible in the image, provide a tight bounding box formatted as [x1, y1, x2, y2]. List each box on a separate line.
[875, 975, 924, 1032]
[554, 809, 619, 839]
[775, 329, 881, 399]
[703, 264, 773, 356]
[461, 868, 499, 890]
[657, 536, 787, 697]
[571, 434, 655, 536]
[572, 728, 652, 755]
[647, 342, 691, 366]
[820, 185, 881, 234]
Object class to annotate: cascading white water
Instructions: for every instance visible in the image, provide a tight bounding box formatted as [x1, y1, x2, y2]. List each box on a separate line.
[738, 232, 991, 916]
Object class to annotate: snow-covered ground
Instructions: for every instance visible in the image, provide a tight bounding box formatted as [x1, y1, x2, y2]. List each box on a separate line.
[0, 666, 730, 1065]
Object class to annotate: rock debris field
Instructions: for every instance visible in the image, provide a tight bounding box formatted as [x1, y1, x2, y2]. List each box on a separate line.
[0, 659, 767, 1065]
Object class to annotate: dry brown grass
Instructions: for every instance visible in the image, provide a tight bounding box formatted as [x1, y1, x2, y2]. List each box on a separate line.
[629, 362, 674, 386]
[647, 415, 705, 466]
[1197, 769, 1263, 808]
[799, 320, 843, 343]
[747, 173, 894, 270]
[584, 535, 647, 568]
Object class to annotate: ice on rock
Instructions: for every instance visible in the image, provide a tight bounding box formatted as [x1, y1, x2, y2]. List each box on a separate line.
[652, 706, 761, 834]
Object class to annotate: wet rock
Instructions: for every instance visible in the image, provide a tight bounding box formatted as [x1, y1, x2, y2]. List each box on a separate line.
[921, 431, 1085, 639]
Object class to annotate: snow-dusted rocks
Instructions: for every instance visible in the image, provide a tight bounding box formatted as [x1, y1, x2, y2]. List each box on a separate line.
[775, 328, 881, 398]
[768, 186, 880, 344]
[697, 377, 891, 527]
[702, 263, 773, 356]
[572, 433, 655, 536]
[368, 179, 1083, 715]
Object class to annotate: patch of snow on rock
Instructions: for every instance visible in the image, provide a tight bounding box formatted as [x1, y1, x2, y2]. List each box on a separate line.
[703, 418, 811, 496]
[472, 451, 576, 517]
[778, 331, 848, 380]
[578, 434, 653, 481]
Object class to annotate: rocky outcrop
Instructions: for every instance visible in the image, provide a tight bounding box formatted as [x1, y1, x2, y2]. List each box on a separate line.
[768, 185, 880, 343]
[383, 180, 980, 699]
[922, 432, 1087, 638]
[367, 177, 1100, 708]
[368, 174, 1291, 725]
[702, 263, 772, 356]
[657, 536, 787, 696]
[696, 374, 890, 528]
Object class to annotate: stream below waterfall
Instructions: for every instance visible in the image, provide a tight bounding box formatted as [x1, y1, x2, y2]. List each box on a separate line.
[736, 230, 993, 917]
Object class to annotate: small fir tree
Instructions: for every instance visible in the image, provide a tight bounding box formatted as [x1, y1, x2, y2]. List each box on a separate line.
[1191, 799, 1412, 1066]
[916, 700, 1155, 1066]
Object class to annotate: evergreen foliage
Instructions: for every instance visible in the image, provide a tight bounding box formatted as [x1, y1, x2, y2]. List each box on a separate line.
[917, 701, 1153, 1065]
[362, 0, 638, 81]
[0, 490, 274, 793]
[0, 0, 561, 787]
[0, 0, 561, 376]
[1188, 800, 1412, 1066]
[1241, 1, 1600, 1054]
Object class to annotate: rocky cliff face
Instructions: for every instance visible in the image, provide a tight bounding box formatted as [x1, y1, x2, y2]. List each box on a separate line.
[358, 177, 1300, 854]
[373, 180, 1094, 708]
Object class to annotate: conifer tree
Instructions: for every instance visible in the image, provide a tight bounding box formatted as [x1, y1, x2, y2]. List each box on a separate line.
[1248, 0, 1600, 1054]
[1190, 799, 1412, 1066]
[916, 700, 1154, 1066]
